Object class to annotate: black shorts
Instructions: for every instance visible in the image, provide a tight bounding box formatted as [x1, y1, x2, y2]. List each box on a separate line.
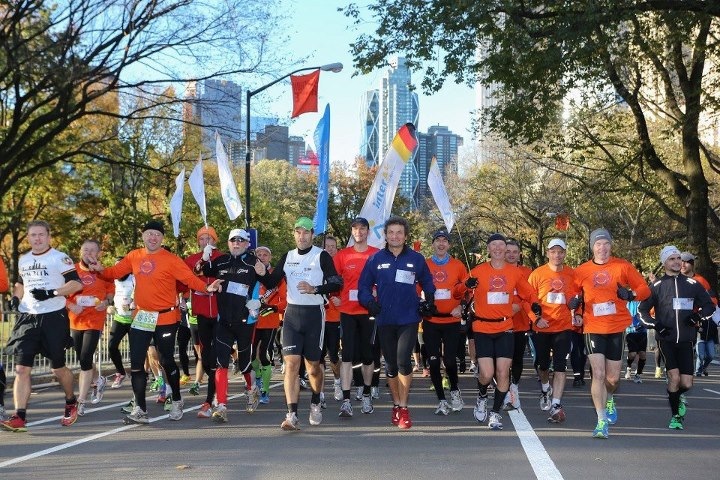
[474, 331, 514, 359]
[533, 330, 571, 372]
[658, 340, 694, 375]
[625, 331, 647, 353]
[281, 304, 324, 362]
[584, 332, 625, 361]
[5, 309, 71, 369]
[340, 312, 375, 365]
[323, 322, 341, 364]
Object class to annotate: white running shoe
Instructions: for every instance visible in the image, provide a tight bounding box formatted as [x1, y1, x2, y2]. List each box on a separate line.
[168, 399, 184, 420]
[473, 396, 488, 423]
[488, 411, 503, 430]
[539, 387, 552, 411]
[355, 386, 363, 401]
[361, 395, 374, 414]
[309, 403, 323, 425]
[625, 367, 632, 380]
[371, 386, 380, 399]
[339, 399, 353, 417]
[333, 380, 342, 401]
[91, 375, 107, 404]
[111, 373, 126, 389]
[435, 399, 450, 416]
[124, 406, 149, 425]
[247, 385, 260, 413]
[77, 401, 87, 417]
[212, 404, 228, 423]
[449, 389, 464, 411]
[281, 412, 300, 431]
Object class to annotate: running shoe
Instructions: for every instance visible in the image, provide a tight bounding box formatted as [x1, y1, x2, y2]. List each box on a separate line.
[361, 395, 374, 414]
[77, 401, 87, 417]
[592, 419, 609, 439]
[469, 362, 477, 374]
[246, 385, 260, 413]
[434, 400, 450, 416]
[473, 396, 488, 423]
[678, 396, 687, 418]
[189, 382, 200, 396]
[124, 406, 149, 425]
[309, 403, 323, 425]
[333, 380, 342, 401]
[339, 399, 353, 417]
[355, 386, 363, 401]
[212, 404, 228, 423]
[504, 383, 520, 410]
[442, 376, 450, 390]
[61, 401, 79, 427]
[320, 392, 327, 410]
[197, 402, 213, 418]
[0, 414, 27, 432]
[397, 407, 412, 429]
[391, 406, 401, 426]
[120, 399, 135, 414]
[111, 373, 126, 389]
[164, 397, 172, 411]
[654, 367, 663, 379]
[259, 392, 270, 404]
[256, 376, 263, 391]
[149, 377, 164, 392]
[488, 411, 503, 430]
[624, 367, 631, 380]
[668, 414, 684, 430]
[633, 374, 642, 384]
[449, 389, 464, 411]
[605, 397, 617, 424]
[299, 377, 310, 390]
[169, 399, 184, 420]
[548, 404, 566, 423]
[539, 387, 552, 411]
[281, 411, 300, 431]
[91, 375, 107, 404]
[0, 406, 7, 422]
[179, 374, 191, 385]
[422, 368, 430, 378]
[371, 386, 380, 399]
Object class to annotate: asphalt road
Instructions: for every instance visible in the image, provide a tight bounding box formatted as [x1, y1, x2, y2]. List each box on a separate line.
[1, 354, 719, 480]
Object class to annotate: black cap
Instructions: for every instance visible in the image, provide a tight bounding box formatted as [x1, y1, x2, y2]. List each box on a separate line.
[351, 217, 370, 228]
[487, 233, 507, 244]
[432, 229, 450, 241]
[142, 220, 165, 235]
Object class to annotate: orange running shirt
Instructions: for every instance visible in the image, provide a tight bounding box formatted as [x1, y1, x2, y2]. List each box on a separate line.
[573, 257, 650, 334]
[425, 256, 467, 324]
[455, 262, 539, 334]
[68, 263, 115, 331]
[101, 248, 210, 326]
[333, 245, 379, 315]
[511, 265, 533, 332]
[0, 256, 9, 292]
[528, 264, 579, 333]
[256, 273, 287, 330]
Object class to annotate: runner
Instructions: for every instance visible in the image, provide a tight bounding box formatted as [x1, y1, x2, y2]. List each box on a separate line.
[0, 256, 10, 420]
[1, 220, 82, 432]
[358, 216, 436, 429]
[320, 236, 341, 408]
[106, 257, 135, 390]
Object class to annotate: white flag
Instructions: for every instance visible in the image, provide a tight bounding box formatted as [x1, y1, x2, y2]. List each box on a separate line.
[188, 154, 207, 225]
[357, 124, 418, 248]
[427, 157, 455, 232]
[169, 167, 185, 237]
[215, 132, 243, 220]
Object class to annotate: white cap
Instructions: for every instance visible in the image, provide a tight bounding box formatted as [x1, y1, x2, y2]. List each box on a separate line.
[547, 238, 567, 250]
[660, 245, 681, 265]
[228, 228, 250, 241]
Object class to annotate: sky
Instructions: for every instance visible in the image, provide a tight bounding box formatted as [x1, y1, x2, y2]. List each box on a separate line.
[261, 0, 477, 165]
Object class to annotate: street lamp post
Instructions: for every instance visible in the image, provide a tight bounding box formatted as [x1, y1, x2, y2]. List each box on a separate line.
[244, 62, 343, 228]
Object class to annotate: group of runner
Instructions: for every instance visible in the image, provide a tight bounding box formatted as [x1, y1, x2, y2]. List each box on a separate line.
[0, 218, 716, 437]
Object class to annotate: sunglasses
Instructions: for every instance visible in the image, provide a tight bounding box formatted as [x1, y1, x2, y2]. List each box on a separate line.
[229, 237, 248, 243]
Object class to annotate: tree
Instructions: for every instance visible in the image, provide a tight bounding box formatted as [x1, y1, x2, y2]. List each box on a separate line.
[348, 1, 720, 285]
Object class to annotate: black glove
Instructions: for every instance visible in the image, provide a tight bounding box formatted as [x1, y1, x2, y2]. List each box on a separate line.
[465, 277, 478, 289]
[418, 300, 437, 317]
[686, 312, 702, 328]
[567, 295, 582, 310]
[531, 302, 542, 318]
[366, 299, 381, 316]
[30, 288, 56, 301]
[616, 283, 636, 301]
[10, 296, 20, 310]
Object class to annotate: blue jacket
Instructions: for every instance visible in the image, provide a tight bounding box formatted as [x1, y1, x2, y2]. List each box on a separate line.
[358, 245, 436, 326]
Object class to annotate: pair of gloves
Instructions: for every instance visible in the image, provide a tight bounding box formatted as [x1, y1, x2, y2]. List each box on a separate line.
[364, 299, 438, 317]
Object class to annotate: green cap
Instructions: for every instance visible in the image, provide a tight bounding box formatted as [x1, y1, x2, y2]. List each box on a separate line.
[294, 216, 314, 231]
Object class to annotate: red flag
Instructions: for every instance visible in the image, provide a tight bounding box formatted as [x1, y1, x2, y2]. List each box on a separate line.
[555, 213, 569, 231]
[291, 70, 320, 118]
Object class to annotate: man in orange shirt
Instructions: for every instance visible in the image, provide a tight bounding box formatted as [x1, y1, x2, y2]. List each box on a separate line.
[89, 220, 222, 425]
[455, 233, 541, 431]
[573, 228, 650, 439]
[424, 229, 467, 415]
[321, 236, 342, 405]
[528, 238, 580, 423]
[66, 240, 114, 415]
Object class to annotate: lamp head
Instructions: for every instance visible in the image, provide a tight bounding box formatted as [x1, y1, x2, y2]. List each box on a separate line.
[320, 62, 343, 73]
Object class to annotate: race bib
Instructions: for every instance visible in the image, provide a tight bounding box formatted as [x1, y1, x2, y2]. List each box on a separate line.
[546, 292, 566, 305]
[226, 281, 249, 297]
[593, 301, 617, 317]
[76, 295, 98, 307]
[435, 289, 451, 300]
[395, 269, 415, 285]
[672, 297, 694, 310]
[131, 310, 159, 332]
[487, 292, 510, 305]
[349, 289, 359, 302]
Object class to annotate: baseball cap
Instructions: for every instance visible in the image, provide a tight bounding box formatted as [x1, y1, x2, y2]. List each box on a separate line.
[294, 216, 314, 231]
[432, 229, 450, 241]
[228, 228, 250, 242]
[351, 217, 370, 228]
[547, 238, 567, 250]
[142, 220, 165, 235]
[196, 226, 217, 242]
[680, 252, 696, 262]
[660, 245, 681, 265]
[487, 233, 507, 244]
[589, 228, 612, 247]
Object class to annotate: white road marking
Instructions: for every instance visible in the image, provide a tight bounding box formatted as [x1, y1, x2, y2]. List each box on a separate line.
[508, 409, 564, 480]
[703, 388, 720, 396]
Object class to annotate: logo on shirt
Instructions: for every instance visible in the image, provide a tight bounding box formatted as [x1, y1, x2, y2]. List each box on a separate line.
[62, 256, 73, 266]
[139, 258, 156, 275]
[81, 272, 96, 286]
[550, 278, 565, 291]
[489, 275, 507, 291]
[433, 270, 448, 283]
[592, 270, 610, 287]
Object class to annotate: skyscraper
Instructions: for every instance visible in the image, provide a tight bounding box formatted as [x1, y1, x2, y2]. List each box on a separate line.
[359, 90, 380, 166]
[415, 126, 463, 207]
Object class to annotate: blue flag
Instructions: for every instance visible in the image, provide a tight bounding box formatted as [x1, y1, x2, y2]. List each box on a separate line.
[313, 104, 330, 233]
